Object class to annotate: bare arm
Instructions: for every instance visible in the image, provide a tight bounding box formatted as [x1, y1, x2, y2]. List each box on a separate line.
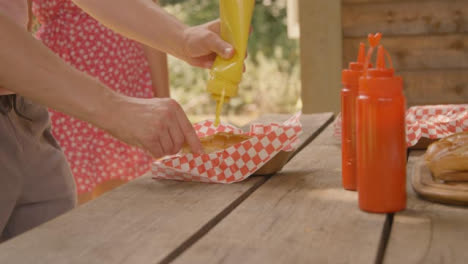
[0, 13, 125, 133]
[72, 0, 233, 68]
[27, 0, 32, 31]
[73, 0, 186, 58]
[0, 14, 202, 156]
[144, 46, 170, 98]
[0, 0, 28, 94]
[0, 0, 28, 27]
[142, 0, 169, 98]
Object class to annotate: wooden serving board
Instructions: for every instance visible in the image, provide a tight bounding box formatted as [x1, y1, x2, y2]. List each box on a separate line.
[411, 160, 468, 206]
[408, 137, 437, 150]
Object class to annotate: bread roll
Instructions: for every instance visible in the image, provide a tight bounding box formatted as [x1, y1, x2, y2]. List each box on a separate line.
[182, 132, 252, 154]
[425, 132, 468, 181]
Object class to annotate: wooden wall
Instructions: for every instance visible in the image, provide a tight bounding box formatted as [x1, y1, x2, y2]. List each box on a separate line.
[299, 0, 468, 113]
[342, 0, 468, 106]
[299, 0, 342, 114]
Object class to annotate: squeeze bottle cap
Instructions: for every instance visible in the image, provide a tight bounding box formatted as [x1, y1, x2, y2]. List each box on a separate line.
[342, 42, 371, 86]
[367, 45, 394, 78]
[368, 33, 382, 48]
[360, 33, 402, 95]
[363, 32, 394, 78]
[348, 42, 366, 71]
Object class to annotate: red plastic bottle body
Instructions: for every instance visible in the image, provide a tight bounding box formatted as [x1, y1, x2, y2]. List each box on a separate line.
[341, 43, 366, 191]
[356, 77, 407, 213]
[341, 83, 358, 190]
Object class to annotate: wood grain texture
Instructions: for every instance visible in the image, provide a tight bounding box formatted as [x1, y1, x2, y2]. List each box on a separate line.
[342, 0, 468, 37]
[401, 69, 468, 106]
[343, 34, 468, 71]
[343, 0, 436, 3]
[0, 113, 333, 264]
[299, 0, 342, 114]
[384, 151, 468, 264]
[174, 126, 387, 264]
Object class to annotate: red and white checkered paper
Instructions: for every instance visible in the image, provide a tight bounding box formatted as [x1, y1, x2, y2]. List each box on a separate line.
[406, 104, 468, 146]
[334, 105, 468, 147]
[152, 112, 302, 183]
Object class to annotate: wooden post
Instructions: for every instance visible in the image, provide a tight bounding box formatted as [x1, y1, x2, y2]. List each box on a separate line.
[299, 0, 342, 114]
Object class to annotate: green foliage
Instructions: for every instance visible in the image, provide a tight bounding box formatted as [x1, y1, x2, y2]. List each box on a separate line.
[161, 0, 301, 117]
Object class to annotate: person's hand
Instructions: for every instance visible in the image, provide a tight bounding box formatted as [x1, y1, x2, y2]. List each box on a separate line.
[107, 97, 203, 158]
[181, 19, 235, 69]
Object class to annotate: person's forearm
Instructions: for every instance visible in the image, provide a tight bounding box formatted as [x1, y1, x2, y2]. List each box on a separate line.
[143, 45, 170, 98]
[72, 0, 187, 59]
[0, 0, 28, 27]
[27, 0, 33, 31]
[143, 0, 170, 98]
[0, 0, 29, 95]
[0, 14, 121, 132]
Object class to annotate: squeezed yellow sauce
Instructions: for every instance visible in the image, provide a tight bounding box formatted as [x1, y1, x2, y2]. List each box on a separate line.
[214, 88, 226, 126]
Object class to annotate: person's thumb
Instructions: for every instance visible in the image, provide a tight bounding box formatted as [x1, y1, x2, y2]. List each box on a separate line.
[206, 32, 234, 59]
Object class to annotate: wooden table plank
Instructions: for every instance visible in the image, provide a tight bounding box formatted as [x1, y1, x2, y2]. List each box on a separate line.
[174, 125, 387, 264]
[0, 113, 333, 264]
[384, 151, 468, 264]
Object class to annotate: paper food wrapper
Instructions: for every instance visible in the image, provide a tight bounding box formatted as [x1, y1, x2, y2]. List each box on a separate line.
[152, 113, 302, 183]
[334, 104, 468, 147]
[406, 104, 468, 146]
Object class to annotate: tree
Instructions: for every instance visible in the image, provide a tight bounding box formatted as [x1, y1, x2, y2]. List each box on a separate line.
[161, 0, 301, 118]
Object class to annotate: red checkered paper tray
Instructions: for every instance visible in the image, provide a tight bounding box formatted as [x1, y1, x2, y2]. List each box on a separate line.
[406, 104, 468, 146]
[152, 112, 302, 183]
[334, 104, 468, 147]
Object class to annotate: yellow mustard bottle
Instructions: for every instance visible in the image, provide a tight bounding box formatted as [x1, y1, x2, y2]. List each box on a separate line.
[207, 0, 255, 126]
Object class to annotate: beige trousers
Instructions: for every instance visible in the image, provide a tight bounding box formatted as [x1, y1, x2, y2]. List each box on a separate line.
[0, 96, 76, 241]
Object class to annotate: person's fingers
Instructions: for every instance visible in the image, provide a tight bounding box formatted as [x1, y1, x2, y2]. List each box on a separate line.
[189, 53, 217, 69]
[188, 59, 211, 69]
[207, 21, 251, 37]
[205, 32, 234, 60]
[174, 106, 203, 154]
[148, 141, 164, 159]
[168, 121, 184, 154]
[187, 59, 210, 69]
[159, 128, 174, 155]
[206, 19, 221, 34]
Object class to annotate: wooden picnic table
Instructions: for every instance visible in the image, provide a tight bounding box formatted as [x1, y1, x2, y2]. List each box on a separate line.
[1, 113, 467, 264]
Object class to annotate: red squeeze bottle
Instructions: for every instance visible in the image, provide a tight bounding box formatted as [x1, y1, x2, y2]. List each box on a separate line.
[356, 35, 406, 213]
[341, 43, 367, 191]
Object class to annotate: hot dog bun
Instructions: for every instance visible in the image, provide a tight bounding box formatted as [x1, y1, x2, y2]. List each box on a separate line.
[425, 132, 468, 181]
[182, 132, 252, 154]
